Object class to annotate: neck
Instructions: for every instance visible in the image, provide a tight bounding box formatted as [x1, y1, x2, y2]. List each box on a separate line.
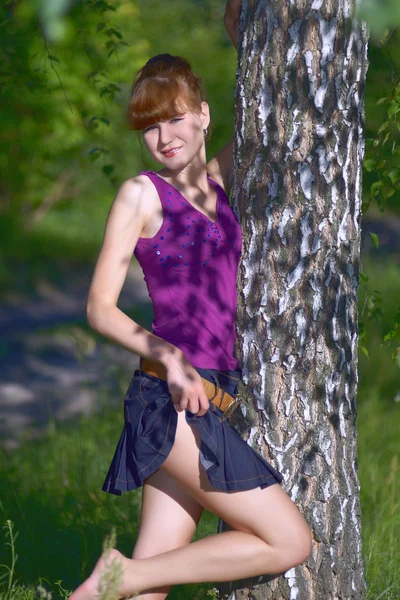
[159, 151, 208, 190]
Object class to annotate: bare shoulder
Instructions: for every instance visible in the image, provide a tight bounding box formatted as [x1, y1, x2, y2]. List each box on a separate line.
[207, 140, 233, 195]
[100, 174, 156, 245]
[114, 173, 157, 214]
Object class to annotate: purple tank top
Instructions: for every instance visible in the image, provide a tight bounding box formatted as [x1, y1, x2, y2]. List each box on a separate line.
[134, 171, 242, 369]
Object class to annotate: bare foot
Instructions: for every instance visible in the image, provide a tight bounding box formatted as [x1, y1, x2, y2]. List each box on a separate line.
[69, 549, 130, 600]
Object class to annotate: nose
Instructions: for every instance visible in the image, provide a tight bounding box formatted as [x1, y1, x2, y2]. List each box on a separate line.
[158, 124, 173, 147]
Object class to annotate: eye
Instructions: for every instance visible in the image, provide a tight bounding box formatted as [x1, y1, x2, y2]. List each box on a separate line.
[143, 125, 157, 133]
[171, 117, 184, 123]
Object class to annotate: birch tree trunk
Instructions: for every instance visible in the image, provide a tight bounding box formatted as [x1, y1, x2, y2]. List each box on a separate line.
[218, 1, 369, 598]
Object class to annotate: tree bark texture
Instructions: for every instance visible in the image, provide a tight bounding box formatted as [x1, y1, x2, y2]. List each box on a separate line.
[218, 1, 369, 599]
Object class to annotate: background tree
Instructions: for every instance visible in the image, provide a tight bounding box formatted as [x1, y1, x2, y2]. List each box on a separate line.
[219, 1, 369, 598]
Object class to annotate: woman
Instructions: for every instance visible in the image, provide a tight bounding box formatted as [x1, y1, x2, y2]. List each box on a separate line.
[70, 2, 312, 598]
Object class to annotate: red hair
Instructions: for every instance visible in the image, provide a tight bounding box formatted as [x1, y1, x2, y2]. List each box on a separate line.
[128, 54, 205, 131]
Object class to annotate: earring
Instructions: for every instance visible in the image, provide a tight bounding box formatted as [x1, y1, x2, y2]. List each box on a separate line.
[204, 127, 208, 137]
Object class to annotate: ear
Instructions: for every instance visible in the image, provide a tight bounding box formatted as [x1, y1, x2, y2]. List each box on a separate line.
[200, 102, 211, 129]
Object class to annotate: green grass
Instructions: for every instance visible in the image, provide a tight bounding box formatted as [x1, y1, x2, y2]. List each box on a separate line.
[356, 260, 400, 600]
[0, 400, 219, 600]
[0, 258, 399, 599]
[357, 258, 400, 600]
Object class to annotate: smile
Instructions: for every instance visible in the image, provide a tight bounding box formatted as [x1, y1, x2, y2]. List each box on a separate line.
[162, 147, 181, 158]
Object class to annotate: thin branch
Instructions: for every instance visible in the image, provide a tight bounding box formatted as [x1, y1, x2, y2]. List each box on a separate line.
[41, 35, 74, 113]
[30, 166, 75, 225]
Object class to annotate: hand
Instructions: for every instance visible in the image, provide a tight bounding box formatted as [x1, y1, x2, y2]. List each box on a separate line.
[224, 0, 241, 48]
[164, 355, 210, 417]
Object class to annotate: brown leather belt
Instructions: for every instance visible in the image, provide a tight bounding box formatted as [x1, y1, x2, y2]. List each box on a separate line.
[140, 358, 240, 418]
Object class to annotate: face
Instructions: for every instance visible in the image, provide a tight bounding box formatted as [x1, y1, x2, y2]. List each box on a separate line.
[142, 101, 210, 170]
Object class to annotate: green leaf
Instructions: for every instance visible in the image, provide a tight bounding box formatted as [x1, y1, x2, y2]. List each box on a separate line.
[387, 101, 400, 118]
[384, 330, 396, 342]
[382, 131, 391, 146]
[377, 121, 390, 135]
[47, 55, 60, 63]
[360, 346, 369, 359]
[370, 232, 379, 249]
[364, 159, 377, 172]
[102, 164, 115, 176]
[370, 181, 382, 196]
[388, 169, 400, 185]
[360, 272, 369, 282]
[381, 185, 395, 199]
[106, 28, 122, 39]
[89, 147, 109, 161]
[376, 96, 389, 105]
[96, 23, 106, 32]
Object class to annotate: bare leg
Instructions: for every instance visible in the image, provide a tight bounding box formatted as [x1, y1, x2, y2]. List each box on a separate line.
[132, 468, 204, 599]
[70, 411, 312, 599]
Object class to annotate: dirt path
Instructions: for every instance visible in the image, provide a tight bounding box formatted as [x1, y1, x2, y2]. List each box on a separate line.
[0, 264, 151, 448]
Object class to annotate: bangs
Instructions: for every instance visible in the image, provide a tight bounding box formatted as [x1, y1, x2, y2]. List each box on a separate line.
[128, 76, 201, 131]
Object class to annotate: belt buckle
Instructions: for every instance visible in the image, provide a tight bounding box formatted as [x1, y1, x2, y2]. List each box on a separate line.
[220, 398, 239, 421]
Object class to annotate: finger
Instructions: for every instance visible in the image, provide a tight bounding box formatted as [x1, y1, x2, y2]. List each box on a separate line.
[196, 395, 210, 417]
[187, 400, 200, 415]
[179, 397, 189, 411]
[170, 394, 183, 412]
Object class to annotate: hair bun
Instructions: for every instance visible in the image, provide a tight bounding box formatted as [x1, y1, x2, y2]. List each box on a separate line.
[140, 54, 192, 78]
[128, 54, 206, 131]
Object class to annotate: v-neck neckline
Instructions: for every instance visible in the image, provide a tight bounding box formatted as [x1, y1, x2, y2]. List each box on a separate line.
[151, 171, 220, 225]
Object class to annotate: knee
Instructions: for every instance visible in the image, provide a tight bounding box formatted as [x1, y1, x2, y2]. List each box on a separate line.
[286, 526, 313, 569]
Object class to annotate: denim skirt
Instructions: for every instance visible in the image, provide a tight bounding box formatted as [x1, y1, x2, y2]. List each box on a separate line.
[102, 368, 283, 495]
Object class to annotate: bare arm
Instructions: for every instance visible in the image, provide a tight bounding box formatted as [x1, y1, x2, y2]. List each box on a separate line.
[87, 177, 209, 415]
[224, 0, 241, 49]
[207, 139, 233, 195]
[207, 1, 241, 194]
[86, 177, 175, 365]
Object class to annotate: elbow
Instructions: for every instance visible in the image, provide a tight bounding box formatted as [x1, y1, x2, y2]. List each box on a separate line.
[86, 298, 107, 332]
[86, 300, 97, 331]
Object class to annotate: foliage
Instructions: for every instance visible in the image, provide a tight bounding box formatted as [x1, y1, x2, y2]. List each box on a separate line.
[359, 26, 400, 363]
[358, 0, 400, 41]
[0, 0, 236, 291]
[364, 78, 400, 214]
[0, 521, 18, 595]
[358, 263, 400, 597]
[0, 0, 149, 224]
[359, 269, 400, 367]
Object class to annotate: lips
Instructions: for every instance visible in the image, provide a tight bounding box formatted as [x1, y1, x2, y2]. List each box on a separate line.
[162, 147, 181, 158]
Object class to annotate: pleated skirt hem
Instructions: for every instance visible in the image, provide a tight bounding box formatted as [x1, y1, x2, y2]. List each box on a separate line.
[102, 370, 283, 496]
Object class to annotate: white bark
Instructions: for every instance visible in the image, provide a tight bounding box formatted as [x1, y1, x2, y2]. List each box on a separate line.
[219, 1, 369, 598]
